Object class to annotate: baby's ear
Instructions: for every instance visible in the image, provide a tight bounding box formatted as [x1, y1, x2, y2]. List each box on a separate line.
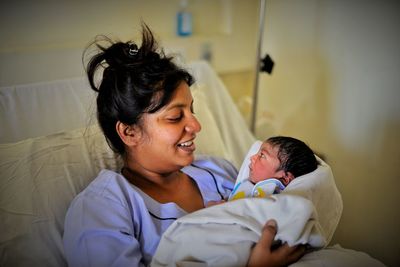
[282, 172, 294, 186]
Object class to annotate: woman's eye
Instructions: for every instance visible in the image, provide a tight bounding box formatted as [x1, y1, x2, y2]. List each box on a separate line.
[167, 113, 183, 122]
[168, 116, 182, 122]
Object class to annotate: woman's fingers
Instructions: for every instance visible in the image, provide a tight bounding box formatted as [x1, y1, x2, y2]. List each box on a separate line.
[247, 219, 306, 267]
[286, 244, 307, 264]
[258, 219, 278, 248]
[247, 220, 277, 267]
[274, 243, 307, 266]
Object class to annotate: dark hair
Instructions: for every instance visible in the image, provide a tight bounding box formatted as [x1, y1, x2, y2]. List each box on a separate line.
[266, 136, 318, 177]
[84, 23, 194, 154]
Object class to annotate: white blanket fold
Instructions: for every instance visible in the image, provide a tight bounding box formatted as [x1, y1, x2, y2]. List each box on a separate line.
[153, 195, 325, 267]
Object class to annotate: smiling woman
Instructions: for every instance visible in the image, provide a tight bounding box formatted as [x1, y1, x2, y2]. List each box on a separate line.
[62, 23, 303, 267]
[118, 81, 201, 177]
[118, 81, 204, 212]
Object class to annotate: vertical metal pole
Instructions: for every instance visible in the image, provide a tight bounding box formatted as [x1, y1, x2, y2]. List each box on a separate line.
[250, 0, 267, 134]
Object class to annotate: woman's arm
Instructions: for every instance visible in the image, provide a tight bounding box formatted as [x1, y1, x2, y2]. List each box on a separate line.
[63, 193, 146, 267]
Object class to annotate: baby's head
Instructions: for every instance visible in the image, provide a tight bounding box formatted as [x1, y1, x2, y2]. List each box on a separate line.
[249, 136, 318, 186]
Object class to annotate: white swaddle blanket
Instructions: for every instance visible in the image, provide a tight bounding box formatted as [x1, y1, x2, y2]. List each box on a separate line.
[151, 141, 384, 267]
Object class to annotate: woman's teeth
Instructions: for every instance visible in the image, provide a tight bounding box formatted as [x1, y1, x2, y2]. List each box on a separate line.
[178, 141, 193, 147]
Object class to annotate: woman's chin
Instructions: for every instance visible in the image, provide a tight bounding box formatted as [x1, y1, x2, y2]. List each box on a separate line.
[178, 153, 195, 167]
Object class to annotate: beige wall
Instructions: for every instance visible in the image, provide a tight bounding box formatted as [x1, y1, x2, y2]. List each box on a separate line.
[0, 0, 258, 86]
[254, 1, 399, 266]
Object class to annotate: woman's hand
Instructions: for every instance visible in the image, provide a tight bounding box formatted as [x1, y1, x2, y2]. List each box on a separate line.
[247, 220, 306, 267]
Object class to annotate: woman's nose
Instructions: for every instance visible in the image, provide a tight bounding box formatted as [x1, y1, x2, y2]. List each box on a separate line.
[185, 115, 201, 133]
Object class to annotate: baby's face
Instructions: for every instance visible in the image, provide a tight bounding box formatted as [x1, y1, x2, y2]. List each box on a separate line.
[249, 142, 284, 184]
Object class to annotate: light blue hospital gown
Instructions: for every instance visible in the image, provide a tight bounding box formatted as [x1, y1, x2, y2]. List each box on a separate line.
[63, 155, 237, 267]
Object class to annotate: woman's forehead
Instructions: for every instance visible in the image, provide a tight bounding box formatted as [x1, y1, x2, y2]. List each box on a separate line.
[164, 83, 193, 109]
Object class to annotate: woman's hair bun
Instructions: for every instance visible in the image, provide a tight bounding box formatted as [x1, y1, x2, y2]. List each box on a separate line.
[102, 41, 137, 69]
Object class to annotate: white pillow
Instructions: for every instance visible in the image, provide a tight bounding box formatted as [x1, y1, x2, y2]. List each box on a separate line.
[191, 84, 229, 160]
[0, 124, 120, 267]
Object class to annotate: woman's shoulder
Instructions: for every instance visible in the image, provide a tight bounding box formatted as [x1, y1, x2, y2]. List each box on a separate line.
[72, 169, 141, 208]
[86, 169, 127, 191]
[192, 155, 238, 175]
[188, 155, 238, 188]
[185, 155, 237, 200]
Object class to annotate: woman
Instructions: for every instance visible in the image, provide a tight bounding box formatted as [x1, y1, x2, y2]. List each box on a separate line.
[63, 24, 304, 267]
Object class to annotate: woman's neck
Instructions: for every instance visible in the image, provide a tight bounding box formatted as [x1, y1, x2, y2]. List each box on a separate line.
[121, 164, 204, 212]
[122, 165, 181, 190]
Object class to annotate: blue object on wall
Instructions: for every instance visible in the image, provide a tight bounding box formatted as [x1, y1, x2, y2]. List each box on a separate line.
[177, 0, 192, 36]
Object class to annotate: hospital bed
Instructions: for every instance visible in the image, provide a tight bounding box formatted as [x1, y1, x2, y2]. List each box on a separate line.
[0, 61, 384, 266]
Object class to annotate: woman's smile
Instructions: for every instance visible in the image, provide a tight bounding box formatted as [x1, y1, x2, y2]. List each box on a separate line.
[177, 139, 196, 153]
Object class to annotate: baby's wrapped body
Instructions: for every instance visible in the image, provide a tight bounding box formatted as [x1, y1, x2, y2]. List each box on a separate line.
[151, 141, 384, 267]
[152, 195, 324, 267]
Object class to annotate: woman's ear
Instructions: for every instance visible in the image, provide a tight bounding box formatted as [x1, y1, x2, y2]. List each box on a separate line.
[116, 121, 141, 146]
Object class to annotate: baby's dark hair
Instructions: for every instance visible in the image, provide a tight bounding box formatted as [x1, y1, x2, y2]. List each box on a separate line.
[266, 136, 318, 177]
[84, 23, 194, 155]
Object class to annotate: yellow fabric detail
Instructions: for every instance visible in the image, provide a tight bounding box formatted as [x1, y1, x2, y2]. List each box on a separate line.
[231, 191, 246, 201]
